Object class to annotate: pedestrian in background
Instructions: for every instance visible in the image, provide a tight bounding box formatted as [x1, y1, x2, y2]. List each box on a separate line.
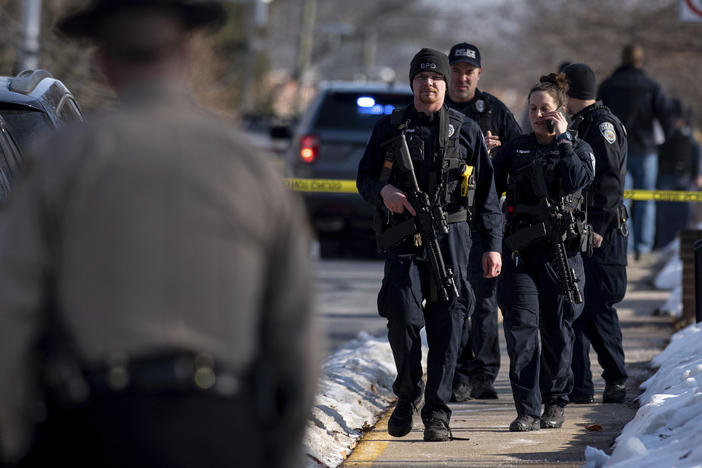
[655, 99, 702, 249]
[493, 73, 594, 431]
[357, 48, 502, 442]
[445, 42, 522, 402]
[564, 63, 629, 405]
[0, 1, 318, 467]
[598, 43, 672, 261]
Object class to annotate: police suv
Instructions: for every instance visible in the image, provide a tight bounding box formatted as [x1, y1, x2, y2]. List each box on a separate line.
[284, 81, 412, 255]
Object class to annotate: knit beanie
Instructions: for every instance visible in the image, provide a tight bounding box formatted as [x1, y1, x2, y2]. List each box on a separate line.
[409, 48, 450, 89]
[564, 63, 597, 100]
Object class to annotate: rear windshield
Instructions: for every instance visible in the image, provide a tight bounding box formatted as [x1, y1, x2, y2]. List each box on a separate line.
[313, 91, 412, 132]
[0, 107, 53, 154]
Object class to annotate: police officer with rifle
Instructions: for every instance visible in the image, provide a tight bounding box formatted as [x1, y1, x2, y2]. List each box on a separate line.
[492, 73, 594, 432]
[565, 63, 629, 404]
[357, 48, 502, 442]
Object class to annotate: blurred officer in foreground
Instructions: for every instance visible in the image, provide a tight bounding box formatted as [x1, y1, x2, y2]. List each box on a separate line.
[565, 63, 629, 405]
[357, 48, 502, 441]
[0, 1, 317, 467]
[446, 42, 522, 402]
[493, 73, 594, 431]
[598, 43, 671, 261]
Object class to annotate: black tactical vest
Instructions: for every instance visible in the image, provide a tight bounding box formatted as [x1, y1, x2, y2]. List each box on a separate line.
[504, 142, 588, 253]
[387, 105, 475, 212]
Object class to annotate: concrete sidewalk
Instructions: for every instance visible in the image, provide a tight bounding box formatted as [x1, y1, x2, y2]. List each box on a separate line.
[343, 257, 673, 467]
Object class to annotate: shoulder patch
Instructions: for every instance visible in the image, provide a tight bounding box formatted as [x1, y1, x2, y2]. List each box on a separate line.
[448, 124, 455, 137]
[599, 122, 616, 144]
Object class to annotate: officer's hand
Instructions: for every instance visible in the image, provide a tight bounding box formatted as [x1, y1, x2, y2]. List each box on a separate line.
[485, 130, 501, 152]
[592, 232, 604, 248]
[482, 251, 502, 278]
[545, 110, 568, 135]
[380, 184, 416, 216]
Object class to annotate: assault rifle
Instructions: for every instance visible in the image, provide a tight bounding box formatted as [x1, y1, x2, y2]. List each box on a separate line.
[379, 134, 459, 301]
[504, 162, 583, 304]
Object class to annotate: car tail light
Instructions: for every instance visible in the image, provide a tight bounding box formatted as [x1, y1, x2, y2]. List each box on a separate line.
[299, 134, 319, 163]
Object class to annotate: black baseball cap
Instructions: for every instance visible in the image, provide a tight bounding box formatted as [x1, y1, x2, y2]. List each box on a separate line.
[448, 43, 481, 68]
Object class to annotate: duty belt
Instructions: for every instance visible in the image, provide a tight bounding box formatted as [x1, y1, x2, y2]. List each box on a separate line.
[83, 350, 241, 399]
[378, 208, 468, 251]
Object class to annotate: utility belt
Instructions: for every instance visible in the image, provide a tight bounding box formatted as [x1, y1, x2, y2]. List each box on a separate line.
[44, 349, 242, 412]
[85, 350, 240, 397]
[504, 219, 586, 258]
[374, 207, 467, 252]
[615, 203, 629, 237]
[592, 203, 629, 236]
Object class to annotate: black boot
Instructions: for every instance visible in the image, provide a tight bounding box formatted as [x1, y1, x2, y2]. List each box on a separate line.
[423, 418, 451, 442]
[509, 415, 540, 432]
[387, 392, 423, 437]
[603, 381, 626, 403]
[540, 403, 565, 428]
[569, 391, 594, 404]
[450, 381, 473, 402]
[470, 374, 498, 399]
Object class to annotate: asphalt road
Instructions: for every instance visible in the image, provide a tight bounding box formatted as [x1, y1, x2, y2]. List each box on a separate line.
[315, 258, 386, 353]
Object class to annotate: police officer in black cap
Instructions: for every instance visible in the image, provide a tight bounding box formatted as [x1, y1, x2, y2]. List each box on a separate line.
[565, 63, 629, 404]
[492, 73, 594, 431]
[446, 42, 522, 402]
[357, 48, 502, 441]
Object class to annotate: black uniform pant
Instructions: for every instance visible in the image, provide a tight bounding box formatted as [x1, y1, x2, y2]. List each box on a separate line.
[498, 247, 584, 419]
[571, 229, 628, 395]
[19, 391, 277, 468]
[378, 224, 474, 425]
[454, 234, 500, 386]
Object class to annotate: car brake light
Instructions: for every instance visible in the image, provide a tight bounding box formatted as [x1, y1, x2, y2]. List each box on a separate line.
[299, 135, 319, 163]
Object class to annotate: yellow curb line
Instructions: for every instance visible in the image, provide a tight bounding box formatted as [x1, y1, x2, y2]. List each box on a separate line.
[342, 409, 392, 467]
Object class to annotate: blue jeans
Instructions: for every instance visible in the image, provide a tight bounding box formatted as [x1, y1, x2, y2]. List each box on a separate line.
[655, 172, 691, 249]
[625, 152, 657, 255]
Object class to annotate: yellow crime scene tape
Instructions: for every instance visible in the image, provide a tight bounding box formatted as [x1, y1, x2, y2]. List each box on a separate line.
[624, 189, 702, 202]
[285, 178, 702, 202]
[284, 178, 358, 193]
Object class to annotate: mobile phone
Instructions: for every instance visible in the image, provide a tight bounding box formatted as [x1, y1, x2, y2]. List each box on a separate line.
[546, 119, 555, 133]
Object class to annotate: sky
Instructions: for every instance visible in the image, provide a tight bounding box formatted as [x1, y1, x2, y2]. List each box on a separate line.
[302, 238, 701, 468]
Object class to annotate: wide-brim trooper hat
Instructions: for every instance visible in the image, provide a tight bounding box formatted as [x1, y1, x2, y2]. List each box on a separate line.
[57, 0, 225, 39]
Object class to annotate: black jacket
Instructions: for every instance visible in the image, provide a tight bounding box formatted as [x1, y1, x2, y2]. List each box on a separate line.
[492, 133, 595, 243]
[569, 102, 628, 236]
[598, 66, 671, 155]
[446, 89, 522, 147]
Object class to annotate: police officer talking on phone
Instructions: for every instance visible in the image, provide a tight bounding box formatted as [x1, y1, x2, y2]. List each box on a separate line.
[357, 48, 502, 442]
[445, 42, 522, 402]
[492, 73, 594, 432]
[564, 63, 629, 405]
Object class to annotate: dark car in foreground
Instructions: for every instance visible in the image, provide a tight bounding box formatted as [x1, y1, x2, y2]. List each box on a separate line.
[0, 69, 84, 202]
[0, 69, 84, 154]
[284, 81, 412, 256]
